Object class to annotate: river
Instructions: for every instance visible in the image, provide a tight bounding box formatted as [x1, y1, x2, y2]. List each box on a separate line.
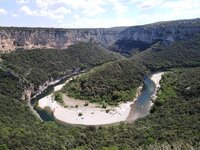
[31, 72, 161, 125]
[127, 75, 156, 122]
[31, 76, 72, 121]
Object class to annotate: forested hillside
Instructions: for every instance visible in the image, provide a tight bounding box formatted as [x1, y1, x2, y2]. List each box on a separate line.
[0, 33, 200, 149]
[63, 38, 200, 105]
[0, 42, 121, 88]
[63, 60, 147, 105]
[134, 37, 200, 71]
[0, 68, 25, 99]
[0, 66, 199, 149]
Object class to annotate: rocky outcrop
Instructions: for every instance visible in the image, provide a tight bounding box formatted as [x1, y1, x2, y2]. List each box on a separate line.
[0, 18, 200, 53]
[0, 27, 126, 52]
[112, 18, 200, 54]
[22, 85, 43, 121]
[119, 18, 200, 45]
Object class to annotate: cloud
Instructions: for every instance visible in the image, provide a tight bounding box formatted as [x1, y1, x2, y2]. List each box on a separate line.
[61, 16, 134, 28]
[136, 0, 164, 9]
[61, 0, 106, 16]
[40, 7, 71, 20]
[132, 0, 200, 25]
[20, 5, 71, 20]
[32, 0, 105, 17]
[132, 0, 200, 12]
[12, 14, 20, 17]
[20, 5, 33, 15]
[107, 0, 129, 14]
[35, 0, 56, 8]
[33, 0, 130, 17]
[74, 14, 80, 20]
[0, 8, 7, 15]
[54, 7, 71, 15]
[162, 0, 200, 10]
[2, 0, 199, 28]
[16, 0, 29, 4]
[60, 0, 130, 16]
[81, 5, 106, 16]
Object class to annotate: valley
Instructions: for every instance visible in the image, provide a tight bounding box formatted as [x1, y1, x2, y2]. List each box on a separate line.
[32, 72, 164, 126]
[0, 18, 200, 150]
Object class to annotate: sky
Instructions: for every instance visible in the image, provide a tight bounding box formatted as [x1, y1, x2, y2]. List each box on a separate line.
[0, 0, 200, 28]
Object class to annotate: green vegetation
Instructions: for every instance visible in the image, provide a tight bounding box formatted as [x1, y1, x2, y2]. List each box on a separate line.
[0, 67, 199, 149]
[0, 42, 121, 88]
[134, 38, 200, 71]
[63, 37, 200, 105]
[153, 72, 177, 107]
[0, 68, 26, 99]
[0, 36, 200, 149]
[54, 92, 63, 104]
[109, 39, 150, 55]
[78, 113, 83, 117]
[62, 60, 147, 105]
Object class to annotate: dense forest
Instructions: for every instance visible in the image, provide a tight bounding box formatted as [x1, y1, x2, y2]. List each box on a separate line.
[0, 42, 121, 88]
[0, 68, 25, 99]
[0, 66, 199, 149]
[62, 60, 147, 105]
[63, 38, 200, 105]
[108, 39, 151, 55]
[134, 37, 200, 71]
[0, 37, 200, 149]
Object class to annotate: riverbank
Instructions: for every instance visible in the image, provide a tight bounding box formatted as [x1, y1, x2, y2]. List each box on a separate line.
[150, 72, 165, 103]
[38, 84, 142, 126]
[37, 72, 164, 126]
[126, 72, 165, 122]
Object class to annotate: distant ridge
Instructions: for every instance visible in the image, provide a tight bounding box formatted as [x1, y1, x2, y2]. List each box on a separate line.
[0, 18, 200, 53]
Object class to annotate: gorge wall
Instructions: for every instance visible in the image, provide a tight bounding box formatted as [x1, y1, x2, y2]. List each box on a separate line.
[0, 18, 200, 53]
[119, 19, 200, 44]
[0, 27, 126, 52]
[113, 18, 200, 54]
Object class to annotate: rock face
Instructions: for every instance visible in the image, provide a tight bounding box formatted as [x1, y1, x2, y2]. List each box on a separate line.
[113, 18, 200, 54]
[0, 27, 126, 52]
[119, 18, 200, 45]
[0, 18, 200, 53]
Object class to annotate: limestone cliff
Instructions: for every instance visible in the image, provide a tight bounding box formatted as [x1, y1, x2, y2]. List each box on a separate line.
[0, 18, 200, 53]
[119, 18, 200, 45]
[0, 27, 126, 52]
[111, 18, 200, 54]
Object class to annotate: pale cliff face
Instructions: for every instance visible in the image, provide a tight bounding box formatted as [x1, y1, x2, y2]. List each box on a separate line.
[0, 27, 125, 52]
[0, 18, 200, 53]
[119, 19, 200, 45]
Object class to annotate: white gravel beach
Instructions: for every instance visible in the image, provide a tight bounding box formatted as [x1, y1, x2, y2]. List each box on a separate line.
[38, 87, 141, 125]
[39, 94, 134, 125]
[38, 72, 164, 126]
[151, 72, 164, 89]
[38, 84, 142, 125]
[150, 72, 165, 103]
